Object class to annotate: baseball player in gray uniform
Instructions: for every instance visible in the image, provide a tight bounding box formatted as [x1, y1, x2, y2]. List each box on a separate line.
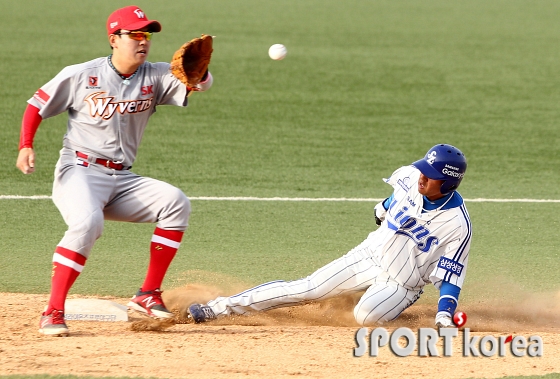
[189, 144, 471, 327]
[16, 5, 213, 336]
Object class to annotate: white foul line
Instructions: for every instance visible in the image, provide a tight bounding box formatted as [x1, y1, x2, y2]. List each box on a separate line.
[0, 195, 53, 199]
[0, 195, 559, 203]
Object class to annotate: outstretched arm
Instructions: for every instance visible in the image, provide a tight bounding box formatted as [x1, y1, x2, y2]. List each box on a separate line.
[16, 104, 42, 174]
[435, 281, 461, 327]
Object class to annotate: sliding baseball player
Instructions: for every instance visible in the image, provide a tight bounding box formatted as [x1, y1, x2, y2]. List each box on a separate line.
[188, 144, 471, 327]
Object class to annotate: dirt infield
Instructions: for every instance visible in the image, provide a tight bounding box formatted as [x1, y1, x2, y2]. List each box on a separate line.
[1, 287, 558, 379]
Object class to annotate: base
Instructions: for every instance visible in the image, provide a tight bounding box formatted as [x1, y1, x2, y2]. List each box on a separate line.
[64, 298, 129, 322]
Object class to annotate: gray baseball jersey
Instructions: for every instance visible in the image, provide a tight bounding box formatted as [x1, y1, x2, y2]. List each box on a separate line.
[205, 165, 472, 325]
[29, 57, 193, 258]
[29, 57, 188, 167]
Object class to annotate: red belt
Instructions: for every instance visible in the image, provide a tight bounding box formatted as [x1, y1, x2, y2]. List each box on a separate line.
[76, 151, 128, 170]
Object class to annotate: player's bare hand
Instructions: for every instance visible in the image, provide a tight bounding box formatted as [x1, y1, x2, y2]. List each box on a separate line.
[16, 148, 36, 174]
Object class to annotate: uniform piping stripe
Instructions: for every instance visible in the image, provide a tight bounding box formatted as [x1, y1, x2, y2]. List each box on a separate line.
[384, 291, 409, 321]
[444, 204, 471, 281]
[402, 265, 417, 288]
[236, 259, 374, 309]
[230, 280, 285, 298]
[254, 264, 371, 307]
[430, 217, 459, 234]
[53, 253, 85, 272]
[361, 286, 399, 323]
[151, 235, 181, 249]
[443, 208, 470, 282]
[419, 256, 440, 269]
[393, 255, 411, 280]
[453, 204, 472, 261]
[386, 240, 407, 270]
[421, 259, 439, 274]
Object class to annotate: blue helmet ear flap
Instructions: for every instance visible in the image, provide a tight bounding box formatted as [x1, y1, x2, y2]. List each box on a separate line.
[440, 181, 459, 195]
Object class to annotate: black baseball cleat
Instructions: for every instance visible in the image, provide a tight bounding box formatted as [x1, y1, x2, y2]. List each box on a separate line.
[188, 303, 216, 323]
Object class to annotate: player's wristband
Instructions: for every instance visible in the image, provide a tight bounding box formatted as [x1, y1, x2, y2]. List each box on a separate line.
[201, 70, 209, 82]
[438, 281, 461, 315]
[196, 71, 213, 92]
[437, 296, 458, 315]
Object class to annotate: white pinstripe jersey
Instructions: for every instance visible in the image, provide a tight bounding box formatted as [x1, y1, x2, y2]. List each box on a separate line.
[28, 57, 188, 167]
[366, 165, 472, 291]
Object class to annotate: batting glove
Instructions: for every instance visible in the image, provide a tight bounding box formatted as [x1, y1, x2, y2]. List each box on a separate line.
[435, 312, 455, 328]
[374, 201, 387, 226]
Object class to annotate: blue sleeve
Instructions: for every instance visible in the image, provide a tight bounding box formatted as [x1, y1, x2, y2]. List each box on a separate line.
[437, 281, 461, 316]
[382, 194, 394, 210]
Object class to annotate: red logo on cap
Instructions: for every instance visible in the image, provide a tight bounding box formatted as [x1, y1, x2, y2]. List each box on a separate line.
[106, 6, 161, 35]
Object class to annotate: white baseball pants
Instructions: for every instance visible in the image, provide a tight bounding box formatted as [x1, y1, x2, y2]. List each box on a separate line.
[207, 238, 423, 325]
[52, 148, 191, 258]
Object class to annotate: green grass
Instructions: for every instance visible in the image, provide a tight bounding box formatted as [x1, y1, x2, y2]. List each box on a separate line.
[1, 199, 559, 297]
[0, 1, 559, 378]
[0, 0, 558, 306]
[2, 0, 560, 198]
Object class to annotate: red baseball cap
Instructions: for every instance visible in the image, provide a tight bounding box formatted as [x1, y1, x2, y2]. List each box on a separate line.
[106, 5, 162, 35]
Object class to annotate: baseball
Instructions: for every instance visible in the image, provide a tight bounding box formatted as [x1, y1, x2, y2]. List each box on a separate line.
[268, 44, 287, 60]
[453, 311, 467, 327]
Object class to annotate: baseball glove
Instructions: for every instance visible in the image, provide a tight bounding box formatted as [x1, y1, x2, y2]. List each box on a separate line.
[170, 34, 213, 89]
